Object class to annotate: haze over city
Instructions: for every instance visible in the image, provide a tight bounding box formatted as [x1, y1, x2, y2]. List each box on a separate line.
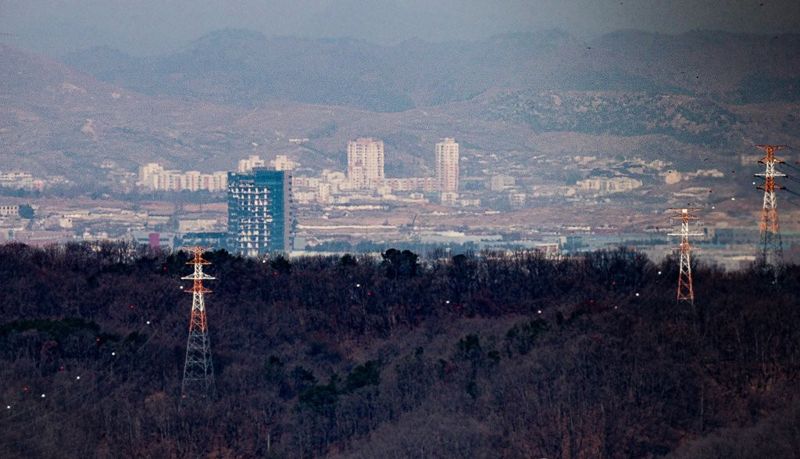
[1, 1, 800, 457]
[3, 0, 800, 55]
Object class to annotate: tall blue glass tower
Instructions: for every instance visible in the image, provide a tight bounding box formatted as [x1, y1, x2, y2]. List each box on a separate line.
[227, 168, 292, 255]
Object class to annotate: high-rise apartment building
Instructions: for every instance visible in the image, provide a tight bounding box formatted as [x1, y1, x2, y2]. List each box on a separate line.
[435, 138, 459, 194]
[227, 168, 293, 256]
[347, 138, 384, 189]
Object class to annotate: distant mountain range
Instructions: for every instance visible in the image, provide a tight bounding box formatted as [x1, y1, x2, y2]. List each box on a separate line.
[63, 29, 800, 111]
[1, 29, 798, 184]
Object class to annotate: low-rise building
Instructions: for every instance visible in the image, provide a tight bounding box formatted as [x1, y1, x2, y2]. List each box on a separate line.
[0, 205, 19, 217]
[577, 176, 642, 194]
[509, 192, 527, 207]
[489, 174, 515, 192]
[138, 163, 228, 192]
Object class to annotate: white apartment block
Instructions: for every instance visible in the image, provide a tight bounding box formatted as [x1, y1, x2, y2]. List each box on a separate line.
[382, 177, 438, 193]
[509, 192, 527, 207]
[238, 155, 266, 173]
[440, 191, 459, 206]
[435, 138, 459, 193]
[0, 171, 41, 190]
[0, 205, 20, 217]
[347, 138, 384, 189]
[138, 163, 165, 189]
[272, 155, 298, 171]
[489, 174, 515, 192]
[576, 176, 643, 194]
[138, 162, 227, 192]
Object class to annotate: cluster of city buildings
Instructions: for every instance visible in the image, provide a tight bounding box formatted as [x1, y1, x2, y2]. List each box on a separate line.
[291, 137, 461, 205]
[224, 138, 459, 255]
[342, 137, 460, 200]
[39, 137, 737, 259]
[4, 141, 797, 270]
[138, 163, 229, 192]
[575, 176, 643, 195]
[121, 137, 463, 255]
[137, 155, 301, 193]
[0, 171, 47, 191]
[127, 138, 672, 256]
[237, 154, 297, 173]
[131, 146, 735, 218]
[0, 172, 40, 190]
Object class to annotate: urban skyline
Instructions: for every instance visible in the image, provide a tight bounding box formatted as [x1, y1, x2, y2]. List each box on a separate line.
[1, 3, 800, 457]
[137, 136, 464, 253]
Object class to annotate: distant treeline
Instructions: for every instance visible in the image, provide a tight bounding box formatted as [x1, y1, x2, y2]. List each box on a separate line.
[0, 242, 797, 458]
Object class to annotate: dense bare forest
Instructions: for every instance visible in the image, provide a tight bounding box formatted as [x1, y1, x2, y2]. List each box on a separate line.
[0, 243, 798, 458]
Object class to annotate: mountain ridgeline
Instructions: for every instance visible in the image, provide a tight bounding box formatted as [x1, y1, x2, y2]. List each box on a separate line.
[2, 30, 799, 181]
[63, 29, 800, 112]
[0, 243, 798, 457]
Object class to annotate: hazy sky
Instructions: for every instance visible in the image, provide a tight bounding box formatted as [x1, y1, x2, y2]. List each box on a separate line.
[1, 0, 799, 56]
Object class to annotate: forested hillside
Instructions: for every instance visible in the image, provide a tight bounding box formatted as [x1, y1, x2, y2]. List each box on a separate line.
[0, 243, 798, 458]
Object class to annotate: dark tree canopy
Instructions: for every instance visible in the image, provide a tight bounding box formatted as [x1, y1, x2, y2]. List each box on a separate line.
[17, 204, 34, 219]
[0, 242, 797, 458]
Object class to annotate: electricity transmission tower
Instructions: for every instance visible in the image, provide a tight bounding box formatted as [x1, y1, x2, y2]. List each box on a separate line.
[754, 144, 787, 275]
[181, 247, 216, 399]
[668, 208, 702, 304]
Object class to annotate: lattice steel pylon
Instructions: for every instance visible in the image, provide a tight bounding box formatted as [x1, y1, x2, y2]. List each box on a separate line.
[668, 208, 702, 304]
[181, 247, 216, 399]
[754, 144, 787, 275]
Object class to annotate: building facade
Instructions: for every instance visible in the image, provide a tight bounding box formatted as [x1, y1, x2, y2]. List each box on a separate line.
[227, 169, 293, 256]
[272, 155, 297, 171]
[238, 155, 266, 173]
[576, 176, 643, 194]
[0, 205, 20, 217]
[489, 174, 515, 192]
[435, 138, 459, 193]
[138, 163, 227, 192]
[381, 177, 438, 193]
[347, 138, 384, 189]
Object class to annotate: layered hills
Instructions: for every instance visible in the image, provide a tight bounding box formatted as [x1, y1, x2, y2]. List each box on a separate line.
[63, 29, 800, 110]
[0, 29, 798, 187]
